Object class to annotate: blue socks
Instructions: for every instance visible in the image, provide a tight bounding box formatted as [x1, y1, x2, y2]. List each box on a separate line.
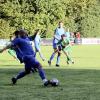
[38, 68, 46, 80]
[15, 69, 46, 81]
[16, 71, 28, 80]
[50, 53, 55, 61]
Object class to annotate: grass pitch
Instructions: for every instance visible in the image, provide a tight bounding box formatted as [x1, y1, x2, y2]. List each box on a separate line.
[0, 45, 100, 100]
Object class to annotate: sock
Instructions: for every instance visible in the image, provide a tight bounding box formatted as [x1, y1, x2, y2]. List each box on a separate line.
[38, 68, 46, 80]
[56, 55, 60, 65]
[50, 53, 55, 61]
[15, 71, 28, 80]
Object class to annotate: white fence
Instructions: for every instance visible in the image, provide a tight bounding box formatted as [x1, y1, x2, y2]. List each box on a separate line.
[0, 39, 9, 47]
[0, 38, 100, 47]
[82, 38, 100, 44]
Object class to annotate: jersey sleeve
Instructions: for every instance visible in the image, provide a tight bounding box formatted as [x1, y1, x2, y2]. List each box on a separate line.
[11, 38, 20, 46]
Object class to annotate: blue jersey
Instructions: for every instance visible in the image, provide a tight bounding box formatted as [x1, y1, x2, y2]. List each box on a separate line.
[53, 27, 65, 43]
[12, 37, 35, 60]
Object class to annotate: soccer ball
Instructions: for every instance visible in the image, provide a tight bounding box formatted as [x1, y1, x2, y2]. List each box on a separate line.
[50, 78, 59, 86]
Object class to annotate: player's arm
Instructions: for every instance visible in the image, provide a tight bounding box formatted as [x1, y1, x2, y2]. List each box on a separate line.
[0, 43, 12, 53]
[28, 33, 37, 41]
[0, 37, 19, 53]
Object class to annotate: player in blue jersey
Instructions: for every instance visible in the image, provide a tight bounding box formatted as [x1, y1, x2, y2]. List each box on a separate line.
[48, 21, 65, 67]
[31, 29, 45, 61]
[0, 30, 50, 86]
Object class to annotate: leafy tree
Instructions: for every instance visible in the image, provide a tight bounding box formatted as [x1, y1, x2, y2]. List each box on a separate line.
[0, 0, 100, 38]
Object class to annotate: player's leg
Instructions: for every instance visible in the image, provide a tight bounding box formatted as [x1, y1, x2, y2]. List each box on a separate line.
[34, 47, 38, 57]
[37, 64, 51, 86]
[22, 55, 50, 86]
[34, 62, 49, 86]
[63, 47, 74, 64]
[56, 45, 62, 67]
[12, 68, 31, 85]
[48, 43, 58, 65]
[38, 50, 45, 61]
[56, 52, 61, 67]
[28, 56, 50, 86]
[35, 43, 45, 61]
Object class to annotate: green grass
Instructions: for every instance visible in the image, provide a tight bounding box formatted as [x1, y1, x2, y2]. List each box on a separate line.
[0, 45, 100, 100]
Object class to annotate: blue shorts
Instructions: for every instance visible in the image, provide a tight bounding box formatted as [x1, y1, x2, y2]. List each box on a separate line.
[23, 55, 40, 71]
[53, 38, 59, 49]
[53, 42, 57, 49]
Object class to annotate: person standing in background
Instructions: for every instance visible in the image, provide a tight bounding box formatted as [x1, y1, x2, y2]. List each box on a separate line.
[48, 21, 65, 67]
[31, 29, 45, 61]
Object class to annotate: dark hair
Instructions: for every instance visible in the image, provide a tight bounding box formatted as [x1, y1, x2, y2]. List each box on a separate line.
[13, 30, 20, 37]
[19, 29, 28, 36]
[61, 34, 66, 38]
[59, 21, 63, 24]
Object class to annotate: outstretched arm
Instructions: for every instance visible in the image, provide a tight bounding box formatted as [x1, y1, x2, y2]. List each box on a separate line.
[0, 43, 12, 53]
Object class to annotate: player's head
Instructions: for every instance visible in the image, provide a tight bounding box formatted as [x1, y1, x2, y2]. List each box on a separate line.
[61, 34, 66, 40]
[13, 30, 20, 38]
[58, 21, 63, 28]
[19, 29, 28, 37]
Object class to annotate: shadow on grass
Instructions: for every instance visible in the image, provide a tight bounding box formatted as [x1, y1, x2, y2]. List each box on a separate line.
[0, 68, 100, 86]
[1, 68, 100, 100]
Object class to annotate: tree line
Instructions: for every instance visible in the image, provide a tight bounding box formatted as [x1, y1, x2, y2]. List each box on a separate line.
[0, 0, 100, 38]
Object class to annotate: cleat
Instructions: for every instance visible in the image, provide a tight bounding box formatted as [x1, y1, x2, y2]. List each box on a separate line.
[44, 80, 50, 86]
[56, 64, 60, 67]
[12, 77, 17, 85]
[48, 60, 51, 66]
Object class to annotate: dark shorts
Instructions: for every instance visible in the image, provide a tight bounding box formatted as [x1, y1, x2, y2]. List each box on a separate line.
[53, 42, 57, 49]
[23, 55, 40, 71]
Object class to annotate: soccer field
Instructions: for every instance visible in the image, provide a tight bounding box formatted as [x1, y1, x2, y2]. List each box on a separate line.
[0, 45, 100, 100]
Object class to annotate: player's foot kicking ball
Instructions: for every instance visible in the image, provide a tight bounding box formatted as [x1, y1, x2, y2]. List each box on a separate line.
[44, 80, 51, 86]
